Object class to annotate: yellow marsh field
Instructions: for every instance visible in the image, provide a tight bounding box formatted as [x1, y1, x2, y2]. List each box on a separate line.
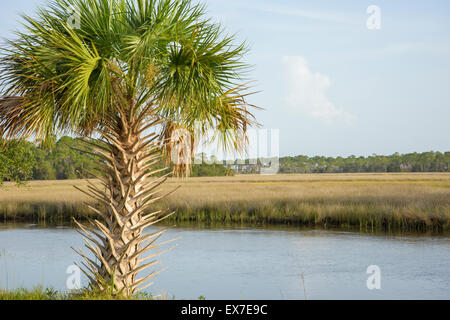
[0, 173, 449, 231]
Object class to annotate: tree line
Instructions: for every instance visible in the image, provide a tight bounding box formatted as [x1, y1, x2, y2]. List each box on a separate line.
[0, 136, 233, 183]
[1, 136, 449, 184]
[277, 152, 450, 174]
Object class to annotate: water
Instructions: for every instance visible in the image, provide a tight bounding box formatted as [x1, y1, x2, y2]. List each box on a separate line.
[0, 223, 449, 299]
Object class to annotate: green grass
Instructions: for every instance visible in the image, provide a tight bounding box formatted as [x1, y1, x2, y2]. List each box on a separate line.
[0, 286, 203, 300]
[0, 286, 156, 300]
[1, 173, 449, 232]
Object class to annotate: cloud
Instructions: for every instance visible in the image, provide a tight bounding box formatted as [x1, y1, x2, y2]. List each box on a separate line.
[282, 56, 356, 125]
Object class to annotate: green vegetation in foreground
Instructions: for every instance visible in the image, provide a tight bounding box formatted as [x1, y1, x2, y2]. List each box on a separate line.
[0, 286, 157, 300]
[0, 174, 449, 232]
[0, 286, 207, 300]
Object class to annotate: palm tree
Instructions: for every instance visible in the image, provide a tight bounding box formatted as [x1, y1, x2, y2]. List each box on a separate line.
[0, 0, 257, 296]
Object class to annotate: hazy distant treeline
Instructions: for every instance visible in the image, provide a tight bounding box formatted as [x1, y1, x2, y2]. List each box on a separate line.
[1, 136, 449, 183]
[277, 152, 450, 174]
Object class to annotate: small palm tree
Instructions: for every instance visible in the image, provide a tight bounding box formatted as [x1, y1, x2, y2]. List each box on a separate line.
[0, 0, 257, 296]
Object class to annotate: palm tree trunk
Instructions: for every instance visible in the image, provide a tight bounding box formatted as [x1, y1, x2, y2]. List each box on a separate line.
[72, 110, 177, 296]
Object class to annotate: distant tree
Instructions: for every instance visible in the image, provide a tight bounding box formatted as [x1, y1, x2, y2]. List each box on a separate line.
[0, 140, 35, 184]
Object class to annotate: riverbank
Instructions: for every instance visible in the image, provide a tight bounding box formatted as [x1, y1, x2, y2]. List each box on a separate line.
[0, 173, 449, 232]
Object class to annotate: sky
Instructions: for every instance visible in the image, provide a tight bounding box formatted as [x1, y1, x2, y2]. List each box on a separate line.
[0, 0, 449, 157]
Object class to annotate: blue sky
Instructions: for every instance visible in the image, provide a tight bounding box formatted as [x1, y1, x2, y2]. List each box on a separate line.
[1, 0, 449, 157]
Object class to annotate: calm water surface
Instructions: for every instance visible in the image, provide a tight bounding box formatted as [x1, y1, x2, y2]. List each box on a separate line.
[0, 223, 449, 299]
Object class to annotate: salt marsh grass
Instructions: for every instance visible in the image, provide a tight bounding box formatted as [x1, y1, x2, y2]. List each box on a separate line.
[0, 173, 449, 231]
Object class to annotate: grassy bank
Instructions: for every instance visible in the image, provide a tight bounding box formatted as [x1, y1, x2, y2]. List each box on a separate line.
[0, 286, 156, 300]
[0, 173, 449, 232]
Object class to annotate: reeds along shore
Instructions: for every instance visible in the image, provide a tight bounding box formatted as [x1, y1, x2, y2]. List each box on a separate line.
[0, 173, 449, 232]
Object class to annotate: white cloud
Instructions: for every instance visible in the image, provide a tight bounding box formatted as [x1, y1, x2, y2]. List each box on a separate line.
[282, 56, 356, 125]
